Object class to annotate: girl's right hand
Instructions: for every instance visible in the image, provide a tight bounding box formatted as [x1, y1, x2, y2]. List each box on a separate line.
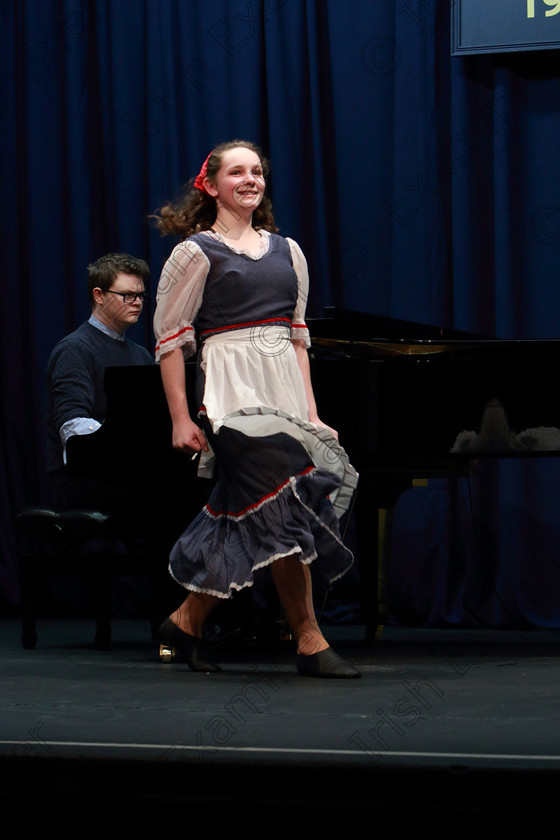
[172, 418, 209, 454]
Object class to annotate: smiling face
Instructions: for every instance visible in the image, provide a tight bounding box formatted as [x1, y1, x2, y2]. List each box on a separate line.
[204, 147, 265, 214]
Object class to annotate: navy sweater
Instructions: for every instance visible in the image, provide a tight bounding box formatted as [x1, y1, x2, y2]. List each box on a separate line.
[46, 320, 153, 476]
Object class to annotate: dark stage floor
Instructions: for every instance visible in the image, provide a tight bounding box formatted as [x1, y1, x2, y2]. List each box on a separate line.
[1, 618, 560, 825]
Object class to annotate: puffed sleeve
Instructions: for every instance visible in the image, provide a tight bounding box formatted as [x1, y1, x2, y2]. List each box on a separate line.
[286, 238, 311, 348]
[153, 239, 210, 362]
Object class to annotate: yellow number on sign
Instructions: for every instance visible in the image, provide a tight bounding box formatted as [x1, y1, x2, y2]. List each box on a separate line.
[544, 0, 560, 15]
[527, 0, 535, 15]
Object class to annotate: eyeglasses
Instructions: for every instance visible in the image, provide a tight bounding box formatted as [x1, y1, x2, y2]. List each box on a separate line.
[105, 290, 147, 304]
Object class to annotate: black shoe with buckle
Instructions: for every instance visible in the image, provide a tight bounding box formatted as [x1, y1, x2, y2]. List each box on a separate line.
[158, 618, 222, 673]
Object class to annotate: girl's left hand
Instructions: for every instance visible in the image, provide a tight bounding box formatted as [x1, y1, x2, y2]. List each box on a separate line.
[310, 416, 339, 440]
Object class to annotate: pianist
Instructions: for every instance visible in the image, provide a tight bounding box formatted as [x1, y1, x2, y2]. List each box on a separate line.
[45, 253, 153, 520]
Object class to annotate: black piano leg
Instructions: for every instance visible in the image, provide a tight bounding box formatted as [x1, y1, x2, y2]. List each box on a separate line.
[376, 507, 393, 627]
[93, 558, 112, 650]
[19, 555, 38, 650]
[354, 482, 405, 642]
[354, 487, 380, 642]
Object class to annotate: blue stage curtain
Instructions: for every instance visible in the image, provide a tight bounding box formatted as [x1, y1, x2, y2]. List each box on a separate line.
[2, 0, 560, 626]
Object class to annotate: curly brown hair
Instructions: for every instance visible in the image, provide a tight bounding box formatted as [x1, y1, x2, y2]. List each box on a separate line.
[151, 140, 278, 239]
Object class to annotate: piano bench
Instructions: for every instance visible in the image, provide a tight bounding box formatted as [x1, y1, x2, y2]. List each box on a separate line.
[15, 506, 149, 651]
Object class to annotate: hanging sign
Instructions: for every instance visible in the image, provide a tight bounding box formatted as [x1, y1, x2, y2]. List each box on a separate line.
[452, 0, 560, 54]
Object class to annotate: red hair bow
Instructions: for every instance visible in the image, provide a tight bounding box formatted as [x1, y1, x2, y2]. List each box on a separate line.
[193, 151, 214, 193]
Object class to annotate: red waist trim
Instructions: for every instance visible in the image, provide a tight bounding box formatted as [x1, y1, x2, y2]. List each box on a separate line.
[200, 318, 292, 337]
[205, 466, 314, 519]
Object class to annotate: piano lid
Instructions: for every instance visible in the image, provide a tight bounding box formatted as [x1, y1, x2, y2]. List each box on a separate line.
[307, 307, 496, 357]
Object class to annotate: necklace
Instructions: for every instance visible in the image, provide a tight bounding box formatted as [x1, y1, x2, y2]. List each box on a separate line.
[210, 228, 266, 256]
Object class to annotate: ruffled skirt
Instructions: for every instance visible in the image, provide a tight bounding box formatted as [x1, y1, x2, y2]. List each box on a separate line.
[168, 328, 358, 598]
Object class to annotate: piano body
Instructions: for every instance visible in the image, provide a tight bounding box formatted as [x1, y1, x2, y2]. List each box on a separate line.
[66, 309, 560, 636]
[66, 362, 205, 556]
[308, 308, 560, 636]
[308, 307, 560, 469]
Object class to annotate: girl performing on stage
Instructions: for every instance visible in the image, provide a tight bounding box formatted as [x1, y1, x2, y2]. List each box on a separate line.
[153, 140, 359, 678]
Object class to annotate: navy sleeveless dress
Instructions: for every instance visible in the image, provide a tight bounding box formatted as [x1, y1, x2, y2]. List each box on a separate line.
[153, 231, 358, 599]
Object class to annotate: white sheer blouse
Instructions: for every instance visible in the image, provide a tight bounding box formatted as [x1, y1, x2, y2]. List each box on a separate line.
[153, 230, 311, 362]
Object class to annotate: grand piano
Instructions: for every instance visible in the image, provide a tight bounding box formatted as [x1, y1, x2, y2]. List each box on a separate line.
[308, 307, 560, 635]
[67, 308, 560, 637]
